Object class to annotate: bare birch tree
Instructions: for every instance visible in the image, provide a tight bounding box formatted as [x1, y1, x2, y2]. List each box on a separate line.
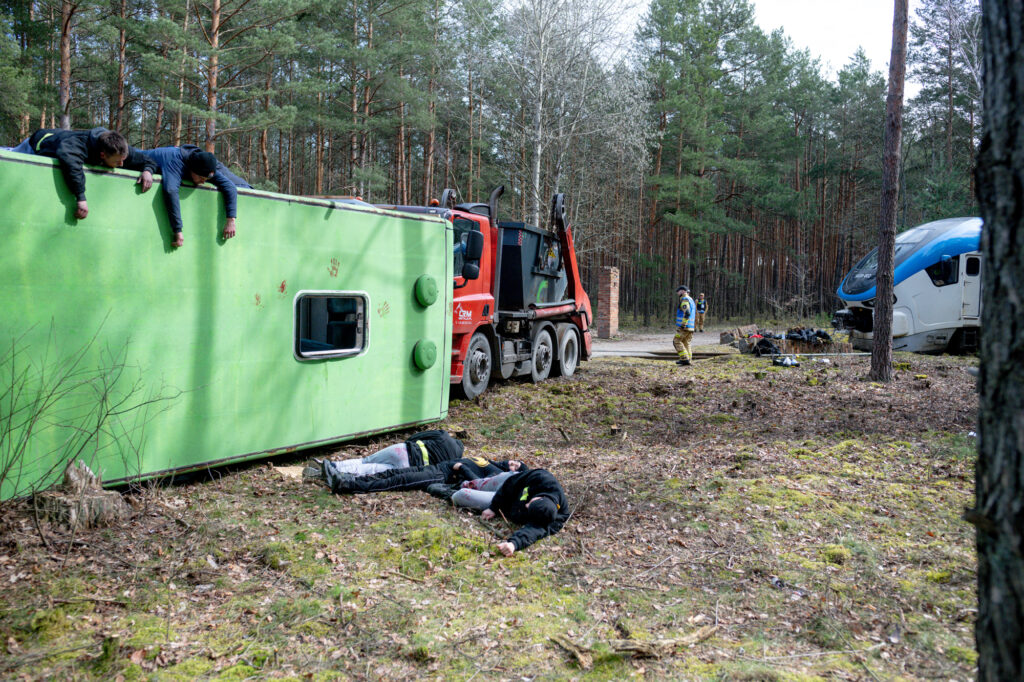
[488, 0, 636, 224]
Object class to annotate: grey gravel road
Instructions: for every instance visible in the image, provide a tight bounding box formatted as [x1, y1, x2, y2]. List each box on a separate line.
[589, 330, 726, 358]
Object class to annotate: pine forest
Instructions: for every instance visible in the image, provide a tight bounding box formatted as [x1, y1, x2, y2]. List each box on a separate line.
[0, 0, 982, 322]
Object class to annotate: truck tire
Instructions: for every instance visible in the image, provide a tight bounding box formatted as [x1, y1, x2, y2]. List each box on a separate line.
[554, 326, 580, 377]
[530, 329, 555, 383]
[458, 332, 492, 399]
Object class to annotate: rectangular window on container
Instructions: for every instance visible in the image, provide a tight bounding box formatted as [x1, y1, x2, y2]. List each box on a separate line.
[295, 293, 367, 359]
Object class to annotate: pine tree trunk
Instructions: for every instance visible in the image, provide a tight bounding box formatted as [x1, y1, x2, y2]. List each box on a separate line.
[152, 86, 165, 148]
[422, 0, 439, 204]
[315, 84, 324, 195]
[946, 10, 954, 173]
[870, 0, 908, 383]
[58, 1, 75, 129]
[174, 0, 191, 146]
[467, 71, 474, 200]
[114, 0, 127, 132]
[203, 0, 221, 152]
[973, 1, 1024, 678]
[397, 103, 406, 203]
[261, 68, 272, 180]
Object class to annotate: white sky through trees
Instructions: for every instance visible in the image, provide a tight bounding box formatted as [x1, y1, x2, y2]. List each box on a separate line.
[624, 0, 924, 90]
[752, 0, 923, 78]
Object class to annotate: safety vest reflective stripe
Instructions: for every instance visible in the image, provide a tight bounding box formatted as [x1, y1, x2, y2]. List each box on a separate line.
[416, 440, 430, 465]
[34, 133, 54, 152]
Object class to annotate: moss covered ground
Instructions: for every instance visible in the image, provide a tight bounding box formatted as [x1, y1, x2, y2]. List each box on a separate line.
[0, 351, 978, 680]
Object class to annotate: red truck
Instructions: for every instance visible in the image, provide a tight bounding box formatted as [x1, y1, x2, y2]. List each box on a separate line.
[379, 186, 593, 398]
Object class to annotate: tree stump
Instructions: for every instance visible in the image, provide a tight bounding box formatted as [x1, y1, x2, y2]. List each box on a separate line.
[36, 461, 129, 529]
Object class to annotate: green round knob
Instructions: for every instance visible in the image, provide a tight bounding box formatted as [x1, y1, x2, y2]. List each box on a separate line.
[414, 275, 438, 307]
[413, 339, 437, 370]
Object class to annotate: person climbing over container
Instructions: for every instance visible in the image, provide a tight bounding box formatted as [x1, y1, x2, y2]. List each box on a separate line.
[695, 293, 708, 332]
[11, 128, 157, 220]
[674, 285, 696, 366]
[140, 145, 250, 248]
[306, 430, 465, 481]
[448, 467, 570, 556]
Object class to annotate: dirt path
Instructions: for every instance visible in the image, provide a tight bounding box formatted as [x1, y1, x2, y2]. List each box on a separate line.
[590, 328, 724, 357]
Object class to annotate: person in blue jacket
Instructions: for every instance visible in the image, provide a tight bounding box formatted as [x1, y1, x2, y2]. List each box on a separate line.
[141, 145, 250, 247]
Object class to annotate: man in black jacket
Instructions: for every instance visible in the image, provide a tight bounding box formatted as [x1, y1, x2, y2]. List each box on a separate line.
[18, 128, 157, 219]
[453, 468, 570, 556]
[313, 430, 464, 482]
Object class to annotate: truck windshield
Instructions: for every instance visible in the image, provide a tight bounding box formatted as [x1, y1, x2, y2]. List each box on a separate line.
[452, 217, 477, 276]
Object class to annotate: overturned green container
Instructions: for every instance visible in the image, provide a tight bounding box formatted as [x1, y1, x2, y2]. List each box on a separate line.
[0, 150, 452, 499]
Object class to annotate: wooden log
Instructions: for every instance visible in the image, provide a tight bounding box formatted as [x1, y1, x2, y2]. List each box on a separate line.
[551, 625, 717, 669]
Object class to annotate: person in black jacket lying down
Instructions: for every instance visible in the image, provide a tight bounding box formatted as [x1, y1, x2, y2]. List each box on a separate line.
[320, 455, 521, 495]
[451, 468, 570, 556]
[306, 430, 464, 482]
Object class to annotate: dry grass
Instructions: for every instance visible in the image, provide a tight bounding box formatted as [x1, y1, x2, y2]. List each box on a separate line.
[0, 351, 978, 680]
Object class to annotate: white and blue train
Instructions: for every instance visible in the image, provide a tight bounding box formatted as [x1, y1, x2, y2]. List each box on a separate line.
[833, 217, 982, 353]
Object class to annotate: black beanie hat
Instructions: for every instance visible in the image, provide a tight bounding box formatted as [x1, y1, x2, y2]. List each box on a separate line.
[527, 496, 558, 525]
[186, 151, 218, 177]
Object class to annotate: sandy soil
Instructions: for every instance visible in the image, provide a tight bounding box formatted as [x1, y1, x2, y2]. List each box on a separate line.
[590, 328, 723, 357]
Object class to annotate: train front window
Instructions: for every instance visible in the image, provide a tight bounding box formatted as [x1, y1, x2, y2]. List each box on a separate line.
[843, 231, 928, 296]
[295, 293, 367, 359]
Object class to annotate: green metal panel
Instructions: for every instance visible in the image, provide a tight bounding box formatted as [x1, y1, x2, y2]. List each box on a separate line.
[0, 150, 452, 499]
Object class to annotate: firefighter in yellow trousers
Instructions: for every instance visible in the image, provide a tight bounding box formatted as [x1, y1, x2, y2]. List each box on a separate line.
[673, 285, 695, 366]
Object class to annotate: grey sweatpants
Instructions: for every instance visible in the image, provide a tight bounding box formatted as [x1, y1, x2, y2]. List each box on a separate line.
[324, 442, 409, 477]
[450, 471, 518, 510]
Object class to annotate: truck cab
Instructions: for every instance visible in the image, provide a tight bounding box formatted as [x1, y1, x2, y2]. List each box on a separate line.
[381, 187, 593, 399]
[450, 188, 593, 398]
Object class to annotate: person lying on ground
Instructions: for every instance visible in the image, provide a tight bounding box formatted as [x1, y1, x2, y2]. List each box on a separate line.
[140, 145, 250, 247]
[309, 430, 464, 480]
[450, 468, 570, 556]
[13, 128, 157, 219]
[317, 455, 522, 495]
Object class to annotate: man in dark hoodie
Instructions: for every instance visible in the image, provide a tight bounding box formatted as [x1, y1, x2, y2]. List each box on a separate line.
[453, 468, 570, 556]
[313, 430, 465, 481]
[16, 128, 158, 219]
[140, 145, 251, 248]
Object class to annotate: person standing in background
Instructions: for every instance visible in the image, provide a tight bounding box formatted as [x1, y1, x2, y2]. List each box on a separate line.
[695, 293, 708, 332]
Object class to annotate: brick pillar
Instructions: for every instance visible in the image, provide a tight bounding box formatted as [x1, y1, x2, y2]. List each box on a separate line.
[597, 266, 619, 338]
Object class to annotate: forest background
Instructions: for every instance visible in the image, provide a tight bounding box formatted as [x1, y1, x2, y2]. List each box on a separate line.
[0, 0, 981, 323]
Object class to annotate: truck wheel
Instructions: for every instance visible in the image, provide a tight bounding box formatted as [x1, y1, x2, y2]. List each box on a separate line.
[530, 329, 554, 383]
[459, 333, 491, 399]
[554, 327, 580, 377]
